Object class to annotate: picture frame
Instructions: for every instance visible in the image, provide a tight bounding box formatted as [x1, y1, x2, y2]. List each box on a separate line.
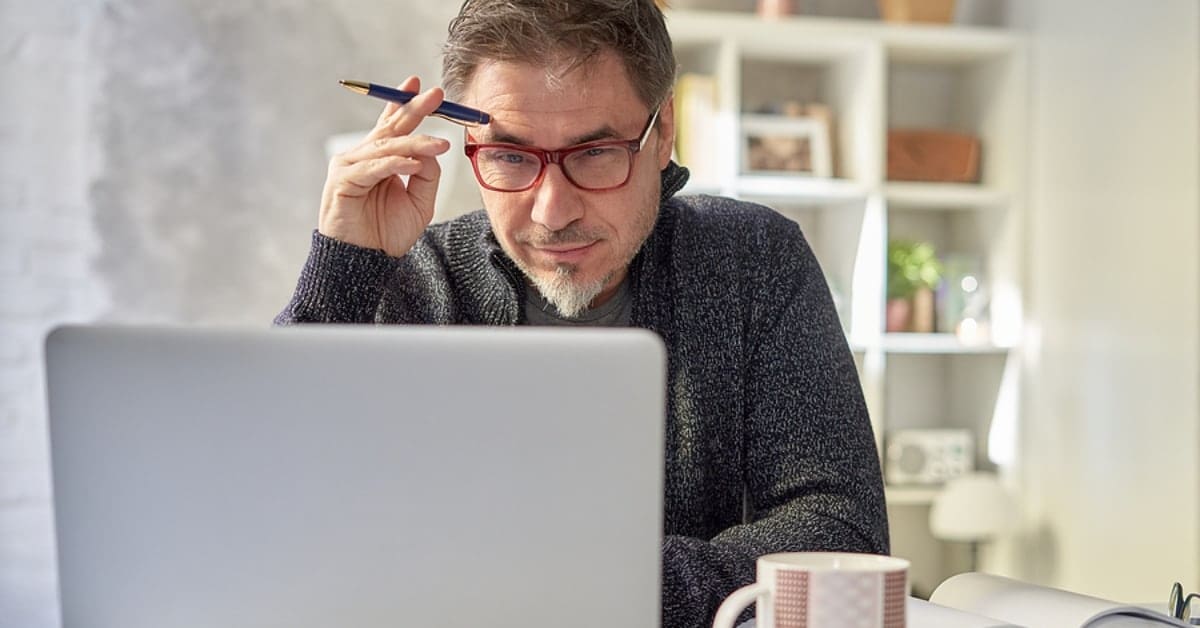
[740, 113, 833, 178]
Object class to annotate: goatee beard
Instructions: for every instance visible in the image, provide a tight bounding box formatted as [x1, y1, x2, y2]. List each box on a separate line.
[513, 224, 612, 319]
[526, 264, 611, 319]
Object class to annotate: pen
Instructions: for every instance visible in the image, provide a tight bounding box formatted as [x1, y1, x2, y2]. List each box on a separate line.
[339, 79, 491, 126]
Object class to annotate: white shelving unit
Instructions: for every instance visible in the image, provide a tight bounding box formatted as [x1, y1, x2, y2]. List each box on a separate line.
[667, 10, 1027, 596]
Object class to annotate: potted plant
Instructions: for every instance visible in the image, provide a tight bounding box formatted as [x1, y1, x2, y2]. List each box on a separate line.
[886, 239, 943, 333]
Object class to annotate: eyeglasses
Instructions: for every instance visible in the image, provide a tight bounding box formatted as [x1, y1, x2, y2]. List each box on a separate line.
[463, 108, 660, 193]
[1169, 582, 1200, 623]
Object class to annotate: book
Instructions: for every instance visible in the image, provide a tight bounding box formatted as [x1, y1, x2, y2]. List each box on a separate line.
[673, 72, 719, 186]
[921, 572, 1191, 627]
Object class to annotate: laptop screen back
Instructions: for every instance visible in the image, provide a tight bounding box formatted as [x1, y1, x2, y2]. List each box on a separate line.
[46, 325, 665, 628]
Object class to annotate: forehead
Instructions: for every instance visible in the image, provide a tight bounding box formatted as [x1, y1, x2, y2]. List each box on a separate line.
[460, 51, 649, 144]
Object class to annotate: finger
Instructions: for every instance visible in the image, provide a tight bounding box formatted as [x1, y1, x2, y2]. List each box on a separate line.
[333, 155, 426, 195]
[378, 86, 446, 138]
[405, 153, 443, 213]
[374, 75, 421, 127]
[337, 134, 450, 166]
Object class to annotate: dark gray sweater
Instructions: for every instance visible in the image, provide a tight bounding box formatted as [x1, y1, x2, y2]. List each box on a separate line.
[276, 163, 889, 628]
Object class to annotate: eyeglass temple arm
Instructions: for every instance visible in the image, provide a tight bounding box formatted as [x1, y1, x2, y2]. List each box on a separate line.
[1170, 583, 1200, 619]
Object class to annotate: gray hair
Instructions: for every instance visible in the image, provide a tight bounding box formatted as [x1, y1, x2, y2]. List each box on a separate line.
[442, 0, 676, 109]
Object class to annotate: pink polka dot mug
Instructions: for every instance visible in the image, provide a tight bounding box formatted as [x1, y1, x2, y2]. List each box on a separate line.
[713, 552, 910, 628]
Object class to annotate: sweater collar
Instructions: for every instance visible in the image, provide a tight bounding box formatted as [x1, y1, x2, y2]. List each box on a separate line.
[659, 160, 691, 204]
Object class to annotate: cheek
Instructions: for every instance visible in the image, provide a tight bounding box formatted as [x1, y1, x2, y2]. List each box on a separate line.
[600, 186, 656, 245]
[482, 191, 531, 240]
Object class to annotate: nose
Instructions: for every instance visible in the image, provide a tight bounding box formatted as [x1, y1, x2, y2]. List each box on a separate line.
[529, 164, 585, 232]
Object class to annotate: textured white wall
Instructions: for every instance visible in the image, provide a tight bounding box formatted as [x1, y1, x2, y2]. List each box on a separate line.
[1, 4, 99, 627]
[1, 2, 464, 626]
[1001, 0, 1200, 601]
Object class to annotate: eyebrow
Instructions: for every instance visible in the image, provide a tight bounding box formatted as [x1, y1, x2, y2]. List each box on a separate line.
[483, 124, 623, 148]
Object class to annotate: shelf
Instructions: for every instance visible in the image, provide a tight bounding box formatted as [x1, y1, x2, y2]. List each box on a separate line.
[678, 182, 723, 197]
[679, 177, 869, 206]
[668, 12, 876, 58]
[668, 12, 1025, 588]
[885, 182, 1010, 210]
[734, 175, 869, 206]
[881, 333, 1012, 354]
[881, 25, 1021, 65]
[885, 485, 941, 506]
[667, 11, 1020, 65]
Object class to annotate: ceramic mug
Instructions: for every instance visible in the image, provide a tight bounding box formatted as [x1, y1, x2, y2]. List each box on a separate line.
[712, 552, 910, 628]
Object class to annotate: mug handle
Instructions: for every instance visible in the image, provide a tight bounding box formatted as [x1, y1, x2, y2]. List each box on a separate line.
[712, 582, 770, 628]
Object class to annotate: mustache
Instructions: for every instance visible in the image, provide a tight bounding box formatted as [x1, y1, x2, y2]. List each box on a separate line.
[517, 224, 607, 246]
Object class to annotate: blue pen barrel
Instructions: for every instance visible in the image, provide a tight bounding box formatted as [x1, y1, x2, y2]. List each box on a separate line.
[436, 101, 491, 125]
[362, 82, 490, 126]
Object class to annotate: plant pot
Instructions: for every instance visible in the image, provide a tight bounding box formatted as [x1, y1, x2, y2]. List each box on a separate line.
[886, 298, 912, 332]
[878, 0, 956, 24]
[886, 288, 936, 333]
[910, 286, 936, 333]
[757, 0, 795, 17]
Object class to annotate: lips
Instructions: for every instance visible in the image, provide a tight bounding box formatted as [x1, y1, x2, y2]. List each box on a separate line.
[533, 241, 598, 265]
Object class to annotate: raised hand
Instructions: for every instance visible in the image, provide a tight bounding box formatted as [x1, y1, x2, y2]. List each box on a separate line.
[318, 76, 451, 257]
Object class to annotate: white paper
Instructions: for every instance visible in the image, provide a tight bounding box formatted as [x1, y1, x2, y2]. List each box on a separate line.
[733, 597, 1021, 627]
[929, 572, 1190, 628]
[907, 596, 1020, 627]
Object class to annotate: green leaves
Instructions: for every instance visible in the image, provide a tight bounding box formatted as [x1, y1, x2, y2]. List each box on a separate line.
[887, 239, 943, 300]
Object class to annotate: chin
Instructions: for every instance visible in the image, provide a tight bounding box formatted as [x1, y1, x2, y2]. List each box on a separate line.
[522, 264, 608, 319]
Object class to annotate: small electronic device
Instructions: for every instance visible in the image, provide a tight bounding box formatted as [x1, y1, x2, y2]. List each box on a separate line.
[885, 428, 974, 485]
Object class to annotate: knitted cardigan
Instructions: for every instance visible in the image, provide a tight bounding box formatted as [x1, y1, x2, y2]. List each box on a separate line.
[275, 163, 889, 628]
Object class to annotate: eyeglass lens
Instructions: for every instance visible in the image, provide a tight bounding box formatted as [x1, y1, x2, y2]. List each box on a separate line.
[472, 144, 633, 191]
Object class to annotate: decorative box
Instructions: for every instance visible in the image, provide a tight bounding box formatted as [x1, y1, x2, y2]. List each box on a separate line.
[887, 129, 980, 183]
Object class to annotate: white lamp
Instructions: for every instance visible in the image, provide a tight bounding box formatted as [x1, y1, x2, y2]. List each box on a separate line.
[929, 472, 1017, 570]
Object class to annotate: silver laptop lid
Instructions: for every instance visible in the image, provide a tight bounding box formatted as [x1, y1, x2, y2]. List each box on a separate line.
[46, 325, 665, 628]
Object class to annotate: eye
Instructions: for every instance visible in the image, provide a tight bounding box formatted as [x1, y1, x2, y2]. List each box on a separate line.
[493, 151, 530, 165]
[582, 146, 620, 158]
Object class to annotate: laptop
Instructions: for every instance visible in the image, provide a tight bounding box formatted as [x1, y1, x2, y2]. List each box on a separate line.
[45, 325, 666, 628]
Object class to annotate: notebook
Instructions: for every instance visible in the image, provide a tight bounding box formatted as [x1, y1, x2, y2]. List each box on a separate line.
[45, 324, 666, 628]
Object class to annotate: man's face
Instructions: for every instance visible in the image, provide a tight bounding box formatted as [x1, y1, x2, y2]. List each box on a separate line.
[460, 51, 675, 318]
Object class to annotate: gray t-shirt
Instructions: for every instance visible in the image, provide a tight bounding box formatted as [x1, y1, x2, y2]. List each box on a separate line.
[523, 279, 632, 326]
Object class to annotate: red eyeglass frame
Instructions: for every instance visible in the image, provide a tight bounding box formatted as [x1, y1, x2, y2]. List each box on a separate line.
[463, 107, 661, 193]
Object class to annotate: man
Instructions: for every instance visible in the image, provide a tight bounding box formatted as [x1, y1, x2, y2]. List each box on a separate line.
[276, 1, 888, 626]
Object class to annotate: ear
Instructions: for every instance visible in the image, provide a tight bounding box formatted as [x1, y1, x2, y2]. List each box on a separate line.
[655, 93, 676, 169]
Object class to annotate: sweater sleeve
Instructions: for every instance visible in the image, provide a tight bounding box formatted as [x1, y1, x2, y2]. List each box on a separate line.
[273, 230, 398, 325]
[660, 217, 889, 628]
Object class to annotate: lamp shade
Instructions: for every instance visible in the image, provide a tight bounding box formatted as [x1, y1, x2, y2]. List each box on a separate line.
[929, 472, 1018, 542]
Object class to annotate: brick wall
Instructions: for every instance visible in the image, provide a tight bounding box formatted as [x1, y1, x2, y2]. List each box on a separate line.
[1, 3, 97, 626]
[1, 3, 461, 625]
